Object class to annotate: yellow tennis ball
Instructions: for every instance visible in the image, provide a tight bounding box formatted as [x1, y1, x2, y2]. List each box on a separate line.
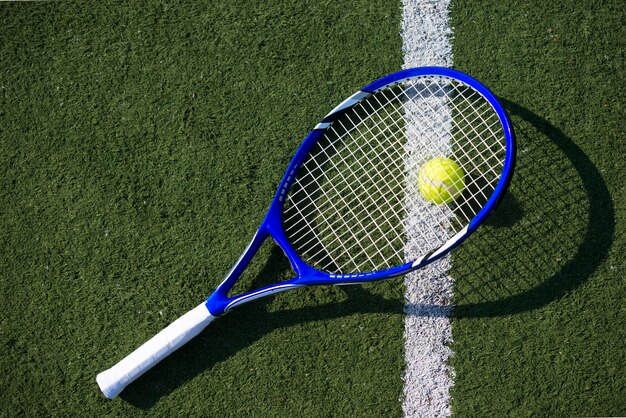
[418, 157, 465, 204]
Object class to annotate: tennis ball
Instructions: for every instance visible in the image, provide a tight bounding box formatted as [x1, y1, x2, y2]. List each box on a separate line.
[418, 157, 465, 204]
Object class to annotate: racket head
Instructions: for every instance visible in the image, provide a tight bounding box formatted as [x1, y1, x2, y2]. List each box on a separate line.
[208, 67, 515, 315]
[278, 67, 514, 275]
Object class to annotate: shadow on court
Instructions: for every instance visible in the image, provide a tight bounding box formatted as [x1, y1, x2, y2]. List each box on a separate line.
[450, 99, 614, 318]
[120, 100, 614, 408]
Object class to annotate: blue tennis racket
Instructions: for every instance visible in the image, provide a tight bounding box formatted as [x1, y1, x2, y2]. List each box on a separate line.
[97, 67, 515, 398]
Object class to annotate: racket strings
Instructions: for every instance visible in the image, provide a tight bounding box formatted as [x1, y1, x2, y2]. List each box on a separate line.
[283, 76, 506, 274]
[286, 80, 498, 272]
[290, 102, 410, 270]
[286, 130, 406, 270]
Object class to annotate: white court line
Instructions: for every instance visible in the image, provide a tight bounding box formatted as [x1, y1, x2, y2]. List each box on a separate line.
[401, 1, 455, 418]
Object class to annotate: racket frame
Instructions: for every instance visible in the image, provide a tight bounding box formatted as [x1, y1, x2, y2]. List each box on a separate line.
[206, 67, 515, 316]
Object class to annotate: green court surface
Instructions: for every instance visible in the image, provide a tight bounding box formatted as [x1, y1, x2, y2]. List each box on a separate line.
[1, 0, 623, 416]
[449, 1, 625, 416]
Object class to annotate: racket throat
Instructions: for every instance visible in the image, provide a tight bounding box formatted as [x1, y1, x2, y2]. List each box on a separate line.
[206, 224, 308, 316]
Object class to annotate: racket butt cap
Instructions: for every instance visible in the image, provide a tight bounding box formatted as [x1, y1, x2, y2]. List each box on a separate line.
[96, 371, 122, 399]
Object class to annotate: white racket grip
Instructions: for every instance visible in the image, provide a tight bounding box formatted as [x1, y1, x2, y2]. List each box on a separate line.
[96, 302, 215, 399]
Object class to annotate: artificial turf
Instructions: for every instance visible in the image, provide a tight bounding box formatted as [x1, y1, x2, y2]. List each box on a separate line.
[449, 0, 625, 415]
[1, 1, 405, 416]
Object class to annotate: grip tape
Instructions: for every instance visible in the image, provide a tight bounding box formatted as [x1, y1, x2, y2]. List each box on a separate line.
[97, 303, 214, 398]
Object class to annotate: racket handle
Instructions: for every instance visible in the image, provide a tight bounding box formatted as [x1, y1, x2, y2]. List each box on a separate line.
[96, 302, 215, 399]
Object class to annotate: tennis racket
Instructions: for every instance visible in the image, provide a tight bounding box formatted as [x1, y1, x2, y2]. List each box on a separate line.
[97, 67, 515, 398]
